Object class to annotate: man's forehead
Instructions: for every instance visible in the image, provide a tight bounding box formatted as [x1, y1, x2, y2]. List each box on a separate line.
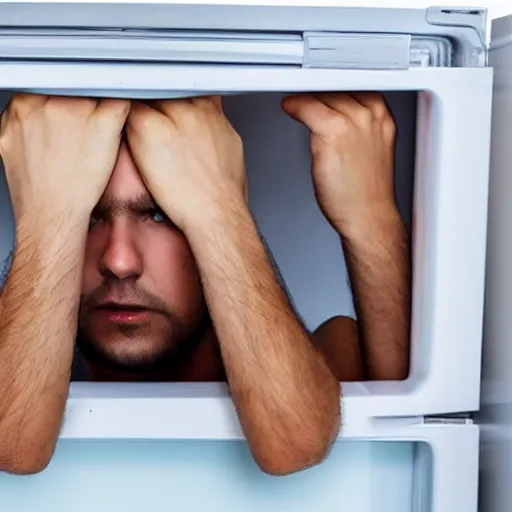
[108, 141, 147, 186]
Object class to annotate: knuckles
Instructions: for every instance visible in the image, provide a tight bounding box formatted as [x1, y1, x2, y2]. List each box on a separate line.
[7, 93, 44, 120]
[322, 113, 351, 141]
[5, 94, 98, 127]
[351, 106, 373, 127]
[315, 93, 396, 142]
[381, 116, 396, 142]
[129, 107, 162, 134]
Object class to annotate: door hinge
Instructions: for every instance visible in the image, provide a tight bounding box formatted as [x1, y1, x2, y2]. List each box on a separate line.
[426, 6, 488, 66]
[426, 6, 487, 47]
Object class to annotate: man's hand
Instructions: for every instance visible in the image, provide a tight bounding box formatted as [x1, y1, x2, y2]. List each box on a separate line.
[0, 93, 129, 475]
[1, 93, 130, 223]
[281, 92, 397, 236]
[125, 96, 246, 232]
[282, 92, 410, 381]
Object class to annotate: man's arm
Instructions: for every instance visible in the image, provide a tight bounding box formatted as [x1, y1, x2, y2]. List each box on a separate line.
[313, 316, 365, 381]
[126, 97, 341, 476]
[185, 204, 341, 476]
[282, 92, 410, 382]
[0, 94, 129, 474]
[0, 213, 87, 474]
[339, 207, 410, 380]
[313, 208, 410, 381]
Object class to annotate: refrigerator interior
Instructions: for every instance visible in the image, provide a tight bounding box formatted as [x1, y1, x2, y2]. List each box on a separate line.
[0, 89, 415, 334]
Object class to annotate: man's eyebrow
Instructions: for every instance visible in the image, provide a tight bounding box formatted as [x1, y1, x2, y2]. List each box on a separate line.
[92, 195, 157, 216]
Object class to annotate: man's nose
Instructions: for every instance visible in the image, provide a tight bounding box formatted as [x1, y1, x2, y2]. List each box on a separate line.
[100, 219, 142, 280]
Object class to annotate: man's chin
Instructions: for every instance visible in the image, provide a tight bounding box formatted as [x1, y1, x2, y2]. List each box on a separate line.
[92, 355, 169, 374]
[76, 313, 211, 375]
[76, 331, 178, 374]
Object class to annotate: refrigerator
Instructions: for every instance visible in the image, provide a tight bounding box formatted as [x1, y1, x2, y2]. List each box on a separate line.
[0, 2, 509, 511]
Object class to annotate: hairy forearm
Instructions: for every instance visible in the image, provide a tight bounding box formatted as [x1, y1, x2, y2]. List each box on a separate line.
[0, 210, 87, 474]
[184, 202, 341, 475]
[338, 206, 410, 381]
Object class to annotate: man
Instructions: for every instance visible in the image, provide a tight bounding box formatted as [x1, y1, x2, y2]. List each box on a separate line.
[0, 92, 410, 476]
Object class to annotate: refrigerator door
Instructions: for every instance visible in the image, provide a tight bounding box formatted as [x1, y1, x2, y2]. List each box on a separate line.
[0, 2, 493, 434]
[0, 422, 479, 512]
[479, 12, 512, 512]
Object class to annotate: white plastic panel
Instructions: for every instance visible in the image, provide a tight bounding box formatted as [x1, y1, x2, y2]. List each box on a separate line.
[478, 13, 512, 512]
[0, 423, 478, 512]
[0, 29, 305, 65]
[0, 29, 431, 69]
[0, 1, 488, 66]
[0, 66, 492, 430]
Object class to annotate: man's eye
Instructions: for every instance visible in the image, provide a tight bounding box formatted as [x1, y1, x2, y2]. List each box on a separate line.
[148, 208, 167, 223]
[89, 216, 99, 230]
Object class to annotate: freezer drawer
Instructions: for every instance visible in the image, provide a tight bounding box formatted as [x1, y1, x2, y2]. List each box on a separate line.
[0, 423, 479, 512]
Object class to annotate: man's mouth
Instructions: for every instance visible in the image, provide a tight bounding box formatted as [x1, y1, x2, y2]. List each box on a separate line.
[93, 303, 151, 323]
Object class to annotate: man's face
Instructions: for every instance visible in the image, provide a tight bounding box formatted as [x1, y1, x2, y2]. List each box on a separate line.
[78, 142, 209, 373]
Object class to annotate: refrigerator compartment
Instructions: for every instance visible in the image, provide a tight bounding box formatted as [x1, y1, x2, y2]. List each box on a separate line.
[0, 423, 478, 512]
[0, 66, 492, 428]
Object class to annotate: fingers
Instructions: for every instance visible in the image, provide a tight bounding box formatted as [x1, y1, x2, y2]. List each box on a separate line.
[125, 101, 168, 134]
[318, 92, 394, 139]
[5, 93, 49, 125]
[351, 92, 396, 140]
[150, 97, 192, 119]
[0, 94, 49, 149]
[9, 93, 49, 112]
[281, 94, 338, 132]
[209, 95, 223, 110]
[0, 107, 10, 139]
[88, 99, 131, 159]
[316, 91, 390, 119]
[6, 93, 129, 130]
[350, 92, 391, 119]
[192, 95, 224, 113]
[282, 92, 394, 135]
[315, 92, 364, 118]
[150, 95, 223, 120]
[96, 98, 132, 127]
